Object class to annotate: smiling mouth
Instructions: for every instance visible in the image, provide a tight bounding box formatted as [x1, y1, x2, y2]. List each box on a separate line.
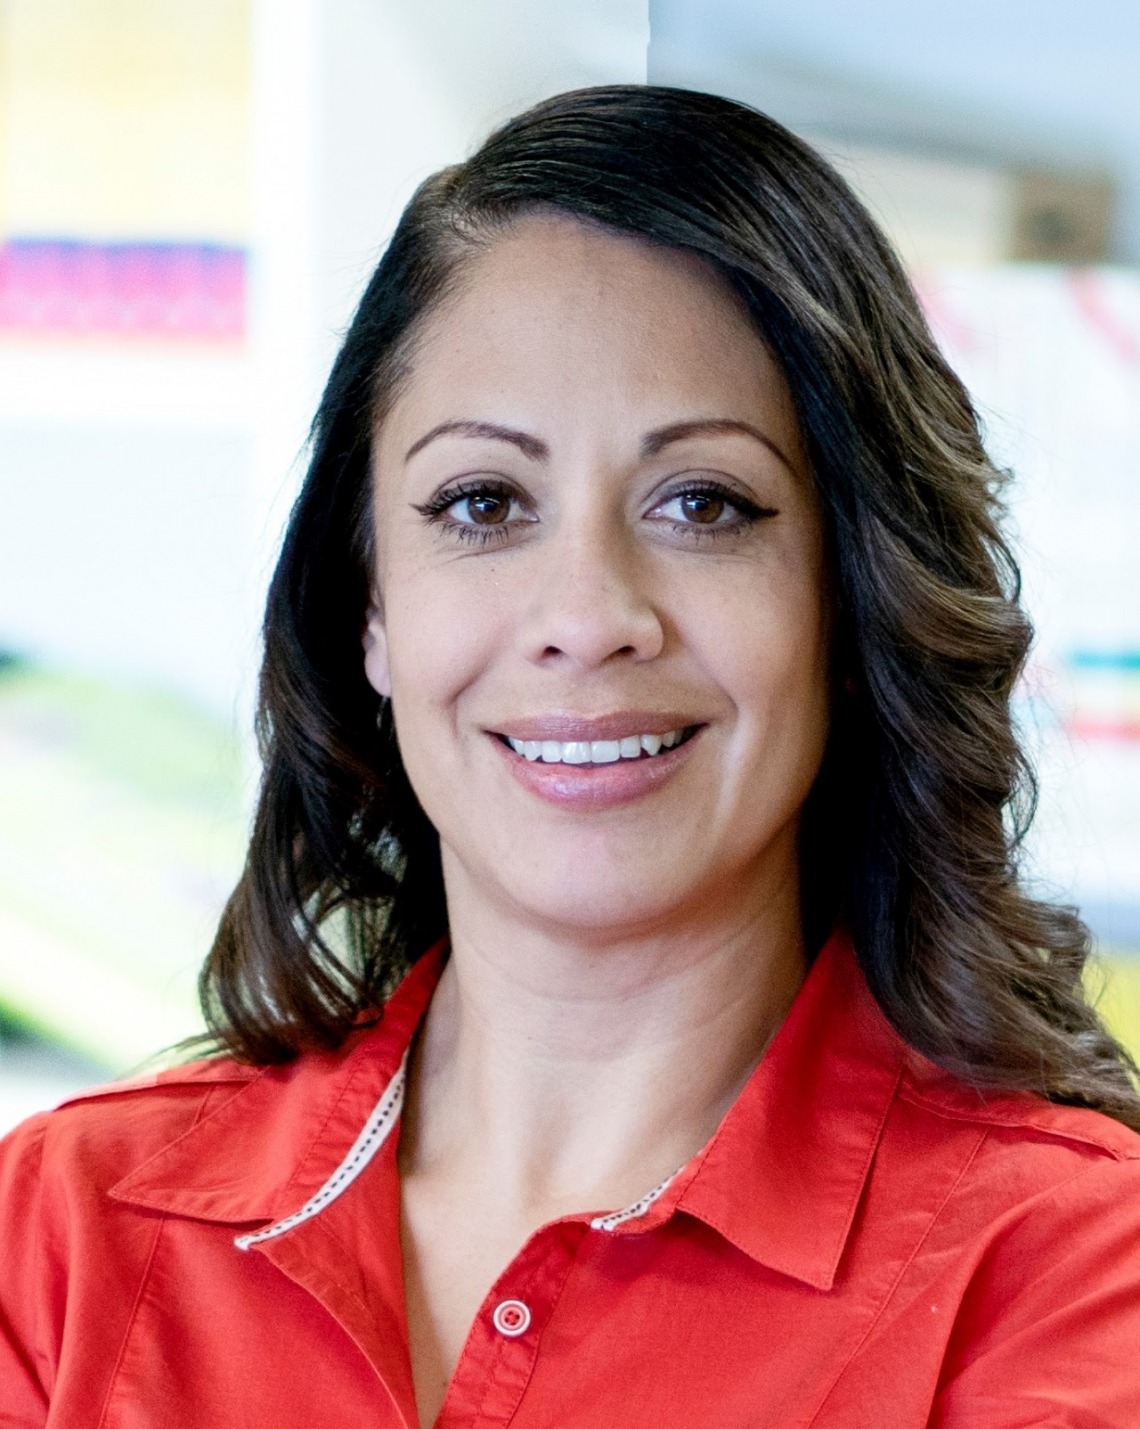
[497, 725, 701, 766]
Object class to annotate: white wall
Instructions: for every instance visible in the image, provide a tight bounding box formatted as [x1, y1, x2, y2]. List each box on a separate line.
[650, 0, 1140, 262]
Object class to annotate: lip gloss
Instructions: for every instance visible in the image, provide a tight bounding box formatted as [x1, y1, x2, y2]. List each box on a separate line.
[491, 728, 702, 811]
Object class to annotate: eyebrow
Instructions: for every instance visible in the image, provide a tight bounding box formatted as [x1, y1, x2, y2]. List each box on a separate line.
[405, 420, 549, 463]
[403, 415, 793, 471]
[639, 418, 793, 472]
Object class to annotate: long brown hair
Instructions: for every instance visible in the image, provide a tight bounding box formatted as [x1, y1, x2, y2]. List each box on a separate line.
[202, 85, 1140, 1129]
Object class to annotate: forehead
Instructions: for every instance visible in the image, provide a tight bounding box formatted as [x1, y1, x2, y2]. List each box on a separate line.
[376, 212, 800, 443]
[443, 211, 753, 339]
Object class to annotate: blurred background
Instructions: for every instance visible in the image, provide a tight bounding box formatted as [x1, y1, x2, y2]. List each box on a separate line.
[0, 0, 1136, 1130]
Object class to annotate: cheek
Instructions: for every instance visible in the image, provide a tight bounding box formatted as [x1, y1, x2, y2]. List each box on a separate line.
[382, 560, 504, 727]
[694, 556, 831, 755]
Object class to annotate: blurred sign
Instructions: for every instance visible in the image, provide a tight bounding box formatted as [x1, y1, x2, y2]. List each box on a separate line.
[1011, 171, 1115, 264]
[0, 0, 250, 343]
[833, 144, 1115, 269]
[0, 239, 245, 341]
[919, 266, 1140, 947]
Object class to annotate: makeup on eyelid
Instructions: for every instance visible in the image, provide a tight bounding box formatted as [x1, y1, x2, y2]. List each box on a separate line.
[411, 475, 779, 547]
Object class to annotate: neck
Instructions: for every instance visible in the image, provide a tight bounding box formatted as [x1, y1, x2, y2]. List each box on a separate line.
[398, 855, 807, 1220]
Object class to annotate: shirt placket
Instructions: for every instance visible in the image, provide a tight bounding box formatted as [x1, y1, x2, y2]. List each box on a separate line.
[438, 1219, 588, 1429]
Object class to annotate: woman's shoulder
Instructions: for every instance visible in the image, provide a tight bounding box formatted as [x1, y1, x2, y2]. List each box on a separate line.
[0, 1055, 265, 1198]
[890, 1048, 1140, 1236]
[0, 1007, 405, 1214]
[822, 936, 1140, 1220]
[898, 1048, 1140, 1155]
[0, 955, 441, 1216]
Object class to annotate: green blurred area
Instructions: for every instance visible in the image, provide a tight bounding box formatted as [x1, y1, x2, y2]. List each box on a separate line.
[0, 657, 248, 1069]
[1091, 955, 1140, 1067]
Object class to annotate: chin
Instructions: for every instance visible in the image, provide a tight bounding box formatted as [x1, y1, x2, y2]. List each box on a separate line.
[500, 866, 702, 940]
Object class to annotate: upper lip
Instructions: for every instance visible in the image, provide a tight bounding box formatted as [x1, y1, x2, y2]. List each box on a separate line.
[491, 711, 703, 742]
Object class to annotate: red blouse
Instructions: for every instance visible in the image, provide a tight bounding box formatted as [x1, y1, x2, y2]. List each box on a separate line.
[2, 930, 1139, 1427]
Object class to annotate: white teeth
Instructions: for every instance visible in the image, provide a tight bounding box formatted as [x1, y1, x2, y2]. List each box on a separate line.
[507, 728, 690, 764]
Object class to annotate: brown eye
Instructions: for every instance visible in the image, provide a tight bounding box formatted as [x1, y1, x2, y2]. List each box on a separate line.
[465, 492, 510, 524]
[680, 492, 726, 524]
[414, 480, 534, 540]
[646, 483, 771, 536]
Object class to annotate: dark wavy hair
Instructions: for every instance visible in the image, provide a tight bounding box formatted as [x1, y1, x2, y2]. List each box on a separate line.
[201, 84, 1140, 1129]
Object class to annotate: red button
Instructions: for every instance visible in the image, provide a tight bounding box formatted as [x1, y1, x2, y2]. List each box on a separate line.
[492, 1299, 532, 1337]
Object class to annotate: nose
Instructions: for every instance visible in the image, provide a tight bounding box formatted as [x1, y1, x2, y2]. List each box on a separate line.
[518, 521, 665, 671]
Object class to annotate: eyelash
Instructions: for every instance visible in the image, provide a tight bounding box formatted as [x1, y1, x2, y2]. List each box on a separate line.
[654, 480, 773, 541]
[413, 477, 775, 548]
[413, 480, 524, 546]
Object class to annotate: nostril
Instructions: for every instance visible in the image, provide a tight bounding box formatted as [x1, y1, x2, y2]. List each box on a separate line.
[525, 592, 666, 669]
[540, 643, 639, 660]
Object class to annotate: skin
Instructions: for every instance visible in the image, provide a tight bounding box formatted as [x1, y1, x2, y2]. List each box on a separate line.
[364, 212, 832, 1428]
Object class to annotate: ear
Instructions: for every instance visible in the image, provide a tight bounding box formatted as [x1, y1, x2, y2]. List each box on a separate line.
[362, 603, 391, 698]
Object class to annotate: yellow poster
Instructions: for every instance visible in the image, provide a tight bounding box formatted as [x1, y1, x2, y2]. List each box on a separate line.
[0, 0, 250, 340]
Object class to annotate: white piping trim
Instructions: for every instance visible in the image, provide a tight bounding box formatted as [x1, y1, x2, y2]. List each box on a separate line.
[590, 1170, 677, 1232]
[234, 1051, 407, 1251]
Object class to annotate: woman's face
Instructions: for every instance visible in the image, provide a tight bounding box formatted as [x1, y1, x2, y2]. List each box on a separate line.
[366, 213, 831, 938]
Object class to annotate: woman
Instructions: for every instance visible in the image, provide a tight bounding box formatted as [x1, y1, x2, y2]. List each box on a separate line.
[2, 86, 1139, 1428]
